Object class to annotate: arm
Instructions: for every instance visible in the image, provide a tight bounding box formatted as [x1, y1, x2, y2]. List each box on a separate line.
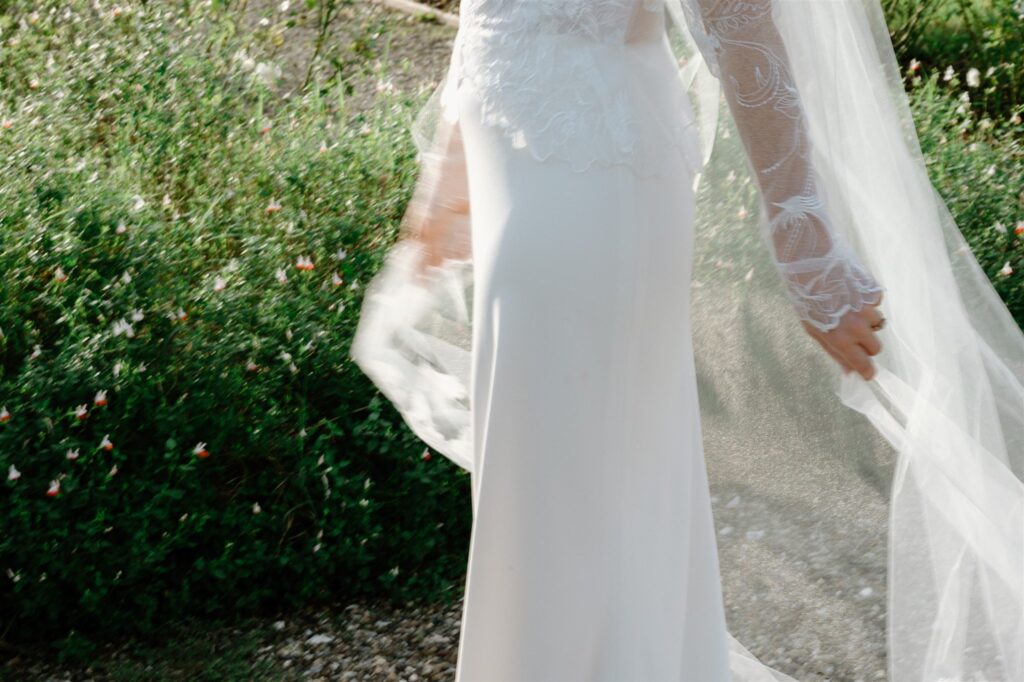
[400, 26, 472, 279]
[687, 0, 885, 335]
[400, 113, 471, 276]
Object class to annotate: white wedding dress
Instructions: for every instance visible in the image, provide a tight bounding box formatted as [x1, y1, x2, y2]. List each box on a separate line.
[451, 2, 879, 679]
[353, 0, 1024, 680]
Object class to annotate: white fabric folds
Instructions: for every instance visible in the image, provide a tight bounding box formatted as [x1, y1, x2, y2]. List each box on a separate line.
[352, 1, 1024, 679]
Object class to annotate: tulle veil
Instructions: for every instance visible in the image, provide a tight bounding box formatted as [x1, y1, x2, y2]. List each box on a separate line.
[351, 1, 1024, 679]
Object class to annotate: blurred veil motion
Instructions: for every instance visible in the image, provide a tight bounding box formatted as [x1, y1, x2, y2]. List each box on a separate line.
[352, 1, 1024, 679]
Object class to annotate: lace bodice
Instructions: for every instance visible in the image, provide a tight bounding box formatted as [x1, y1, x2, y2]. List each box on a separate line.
[452, 0, 703, 176]
[436, 0, 884, 332]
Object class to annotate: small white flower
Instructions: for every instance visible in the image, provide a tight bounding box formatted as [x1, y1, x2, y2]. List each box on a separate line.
[994, 221, 1008, 234]
[30, 345, 42, 360]
[116, 220, 127, 234]
[966, 67, 981, 88]
[279, 0, 290, 11]
[253, 502, 262, 514]
[259, 16, 270, 26]
[75, 404, 89, 420]
[112, 318, 134, 338]
[334, 248, 347, 261]
[66, 448, 80, 461]
[943, 65, 955, 82]
[999, 261, 1013, 277]
[109, 464, 118, 476]
[213, 276, 227, 292]
[54, 266, 68, 283]
[131, 308, 144, 322]
[275, 268, 288, 284]
[8, 465, 21, 481]
[254, 61, 281, 88]
[121, 270, 132, 284]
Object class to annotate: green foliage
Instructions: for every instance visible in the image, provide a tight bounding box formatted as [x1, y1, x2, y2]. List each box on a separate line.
[884, 0, 1024, 121]
[908, 69, 1024, 323]
[0, 0, 469, 660]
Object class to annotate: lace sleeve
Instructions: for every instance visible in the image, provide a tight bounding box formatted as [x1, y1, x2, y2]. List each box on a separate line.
[685, 0, 885, 332]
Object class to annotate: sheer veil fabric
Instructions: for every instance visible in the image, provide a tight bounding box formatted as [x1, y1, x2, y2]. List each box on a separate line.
[352, 1, 1024, 679]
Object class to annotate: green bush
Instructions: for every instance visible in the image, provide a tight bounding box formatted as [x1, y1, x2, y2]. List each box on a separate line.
[908, 68, 1024, 323]
[885, 0, 1024, 121]
[0, 2, 470, 659]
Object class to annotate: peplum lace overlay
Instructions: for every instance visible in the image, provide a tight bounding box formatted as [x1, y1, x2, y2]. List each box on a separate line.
[447, 0, 704, 177]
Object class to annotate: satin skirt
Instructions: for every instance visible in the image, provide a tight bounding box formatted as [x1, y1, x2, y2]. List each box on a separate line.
[453, 81, 733, 681]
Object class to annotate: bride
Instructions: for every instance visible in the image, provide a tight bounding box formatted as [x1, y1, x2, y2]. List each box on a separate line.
[353, 0, 1024, 679]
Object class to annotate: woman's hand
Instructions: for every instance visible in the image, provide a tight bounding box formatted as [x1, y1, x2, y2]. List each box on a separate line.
[403, 193, 471, 276]
[801, 291, 885, 381]
[400, 118, 472, 280]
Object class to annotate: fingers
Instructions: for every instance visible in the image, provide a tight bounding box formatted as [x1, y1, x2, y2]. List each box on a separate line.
[803, 321, 856, 374]
[861, 304, 883, 329]
[850, 307, 884, 359]
[803, 317, 879, 380]
[843, 343, 876, 381]
[834, 324, 878, 380]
